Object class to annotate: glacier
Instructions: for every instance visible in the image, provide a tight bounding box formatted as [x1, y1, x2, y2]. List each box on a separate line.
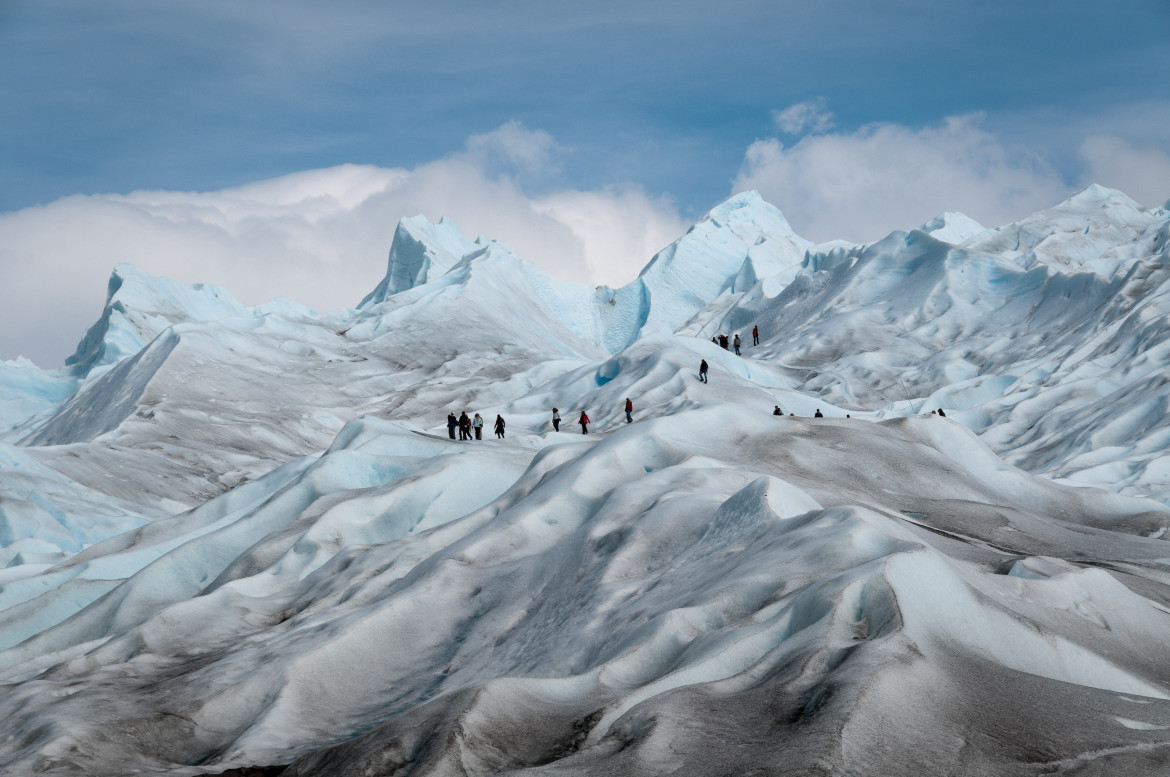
[1, 185, 1169, 775]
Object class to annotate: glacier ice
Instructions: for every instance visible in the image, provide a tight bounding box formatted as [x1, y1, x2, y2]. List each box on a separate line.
[1, 185, 1170, 775]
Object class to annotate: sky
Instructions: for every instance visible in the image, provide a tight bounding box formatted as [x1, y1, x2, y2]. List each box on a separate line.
[2, 0, 1169, 367]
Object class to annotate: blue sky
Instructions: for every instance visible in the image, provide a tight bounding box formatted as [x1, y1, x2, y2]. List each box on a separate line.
[3, 0, 1167, 215]
[1, 0, 1169, 365]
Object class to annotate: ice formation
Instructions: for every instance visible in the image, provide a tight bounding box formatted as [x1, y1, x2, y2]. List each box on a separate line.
[1, 185, 1169, 775]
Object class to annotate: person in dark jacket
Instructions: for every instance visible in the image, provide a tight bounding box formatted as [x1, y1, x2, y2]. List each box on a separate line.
[937, 408, 947, 417]
[624, 398, 633, 423]
[699, 359, 708, 383]
[814, 409, 824, 418]
[773, 405, 782, 415]
[552, 408, 561, 432]
[579, 411, 590, 434]
[447, 412, 458, 439]
[494, 414, 506, 438]
[718, 334, 729, 350]
[752, 325, 759, 346]
[459, 411, 472, 440]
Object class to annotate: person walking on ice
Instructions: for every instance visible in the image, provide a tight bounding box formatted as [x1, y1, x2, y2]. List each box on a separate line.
[494, 414, 506, 438]
[732, 334, 741, 355]
[579, 411, 590, 434]
[472, 412, 484, 440]
[551, 408, 561, 432]
[624, 398, 633, 423]
[447, 412, 458, 439]
[699, 359, 708, 383]
[752, 325, 759, 346]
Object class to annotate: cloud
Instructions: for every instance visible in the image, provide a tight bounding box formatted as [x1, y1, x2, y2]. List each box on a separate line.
[532, 187, 686, 283]
[465, 120, 565, 177]
[771, 100, 835, 135]
[734, 114, 1072, 243]
[1078, 135, 1170, 209]
[0, 124, 686, 367]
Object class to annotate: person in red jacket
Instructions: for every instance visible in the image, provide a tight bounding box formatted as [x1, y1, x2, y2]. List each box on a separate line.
[624, 398, 633, 423]
[752, 325, 759, 345]
[579, 411, 590, 434]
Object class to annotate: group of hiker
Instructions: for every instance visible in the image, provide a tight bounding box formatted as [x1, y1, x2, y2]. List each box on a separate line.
[702, 325, 761, 378]
[442, 324, 953, 442]
[773, 406, 830, 418]
[447, 411, 506, 440]
[448, 399, 637, 440]
[710, 325, 759, 357]
[769, 406, 947, 419]
[551, 407, 593, 434]
[553, 404, 625, 434]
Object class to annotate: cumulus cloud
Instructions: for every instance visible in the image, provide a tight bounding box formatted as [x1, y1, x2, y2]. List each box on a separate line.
[771, 99, 835, 135]
[1078, 135, 1170, 209]
[0, 123, 685, 367]
[465, 120, 565, 177]
[734, 114, 1072, 243]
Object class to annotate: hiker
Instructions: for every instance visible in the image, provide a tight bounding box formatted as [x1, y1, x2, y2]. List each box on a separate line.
[624, 398, 633, 423]
[711, 336, 718, 345]
[773, 405, 782, 415]
[699, 359, 708, 383]
[732, 334, 741, 355]
[718, 334, 729, 350]
[579, 411, 590, 434]
[447, 412, 458, 440]
[472, 412, 484, 440]
[459, 411, 472, 440]
[552, 407, 561, 432]
[814, 409, 824, 418]
[494, 414, 506, 438]
[938, 408, 947, 417]
[752, 325, 759, 346]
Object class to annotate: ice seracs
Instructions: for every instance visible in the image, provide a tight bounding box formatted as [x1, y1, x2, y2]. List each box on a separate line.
[963, 183, 1163, 277]
[359, 214, 479, 305]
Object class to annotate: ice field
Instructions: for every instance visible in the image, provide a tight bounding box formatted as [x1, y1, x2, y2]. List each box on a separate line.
[1, 186, 1170, 775]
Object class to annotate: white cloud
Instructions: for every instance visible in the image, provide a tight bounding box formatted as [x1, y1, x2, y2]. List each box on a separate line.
[0, 125, 686, 367]
[532, 187, 687, 284]
[1078, 135, 1170, 209]
[734, 114, 1071, 243]
[771, 99, 835, 135]
[465, 120, 564, 177]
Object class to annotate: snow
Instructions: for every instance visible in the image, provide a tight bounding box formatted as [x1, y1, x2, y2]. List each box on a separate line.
[1, 185, 1170, 774]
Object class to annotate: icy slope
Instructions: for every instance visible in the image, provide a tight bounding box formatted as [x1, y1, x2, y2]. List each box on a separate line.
[0, 411, 1167, 776]
[615, 191, 813, 348]
[691, 189, 1170, 501]
[962, 184, 1164, 277]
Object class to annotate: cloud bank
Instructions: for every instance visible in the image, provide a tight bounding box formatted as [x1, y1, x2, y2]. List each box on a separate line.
[733, 110, 1170, 244]
[4, 117, 1167, 368]
[0, 124, 685, 367]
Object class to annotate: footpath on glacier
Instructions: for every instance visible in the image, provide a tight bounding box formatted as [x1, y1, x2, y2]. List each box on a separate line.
[0, 185, 1169, 775]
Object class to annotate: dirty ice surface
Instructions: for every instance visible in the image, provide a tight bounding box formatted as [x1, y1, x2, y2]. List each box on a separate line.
[2, 184, 1170, 775]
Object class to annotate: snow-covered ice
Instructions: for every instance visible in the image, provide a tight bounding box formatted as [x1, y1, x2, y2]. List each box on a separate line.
[2, 185, 1170, 775]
